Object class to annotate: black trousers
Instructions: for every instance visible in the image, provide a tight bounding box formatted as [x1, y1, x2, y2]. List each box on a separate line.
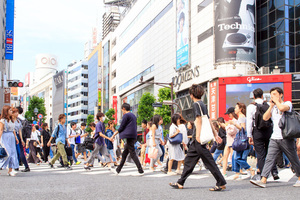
[253, 128, 278, 175]
[117, 138, 143, 173]
[177, 141, 226, 186]
[43, 146, 50, 162]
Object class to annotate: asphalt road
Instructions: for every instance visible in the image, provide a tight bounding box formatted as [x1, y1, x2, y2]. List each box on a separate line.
[0, 160, 298, 200]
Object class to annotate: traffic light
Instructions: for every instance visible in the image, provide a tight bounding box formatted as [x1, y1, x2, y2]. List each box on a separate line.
[8, 81, 24, 87]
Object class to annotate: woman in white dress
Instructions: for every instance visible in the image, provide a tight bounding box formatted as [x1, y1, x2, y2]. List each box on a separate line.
[167, 114, 185, 175]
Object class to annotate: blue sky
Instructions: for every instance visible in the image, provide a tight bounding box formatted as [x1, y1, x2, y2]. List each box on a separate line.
[12, 0, 103, 82]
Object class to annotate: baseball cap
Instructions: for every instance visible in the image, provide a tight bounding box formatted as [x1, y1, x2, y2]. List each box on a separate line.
[225, 107, 235, 115]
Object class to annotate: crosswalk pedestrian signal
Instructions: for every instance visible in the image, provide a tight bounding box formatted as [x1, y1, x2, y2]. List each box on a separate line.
[8, 81, 23, 87]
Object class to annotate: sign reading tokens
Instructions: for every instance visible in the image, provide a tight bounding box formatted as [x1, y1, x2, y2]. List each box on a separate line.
[38, 114, 43, 119]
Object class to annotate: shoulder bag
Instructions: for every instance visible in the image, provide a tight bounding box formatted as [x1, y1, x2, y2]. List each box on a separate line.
[168, 126, 183, 144]
[196, 102, 214, 145]
[279, 109, 300, 139]
[232, 128, 249, 151]
[0, 144, 7, 158]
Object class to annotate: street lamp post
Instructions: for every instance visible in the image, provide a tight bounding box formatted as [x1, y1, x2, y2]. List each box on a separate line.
[140, 76, 175, 115]
[34, 107, 38, 122]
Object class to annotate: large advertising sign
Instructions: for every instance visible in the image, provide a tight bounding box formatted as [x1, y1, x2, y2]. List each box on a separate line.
[209, 80, 218, 120]
[112, 96, 117, 124]
[176, 0, 189, 70]
[52, 70, 65, 129]
[214, 0, 256, 64]
[5, 0, 14, 60]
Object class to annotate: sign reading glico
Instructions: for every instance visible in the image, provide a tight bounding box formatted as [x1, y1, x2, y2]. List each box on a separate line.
[172, 66, 200, 90]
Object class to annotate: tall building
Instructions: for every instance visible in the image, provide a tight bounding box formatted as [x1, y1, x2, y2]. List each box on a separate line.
[87, 42, 102, 115]
[67, 60, 89, 125]
[256, 0, 300, 72]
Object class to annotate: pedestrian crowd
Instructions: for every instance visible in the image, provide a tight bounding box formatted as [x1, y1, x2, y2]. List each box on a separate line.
[0, 84, 300, 191]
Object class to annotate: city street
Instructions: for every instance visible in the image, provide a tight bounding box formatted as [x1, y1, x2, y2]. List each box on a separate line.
[0, 159, 298, 200]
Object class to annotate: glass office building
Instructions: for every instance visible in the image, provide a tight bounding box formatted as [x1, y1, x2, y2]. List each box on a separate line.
[257, 0, 300, 72]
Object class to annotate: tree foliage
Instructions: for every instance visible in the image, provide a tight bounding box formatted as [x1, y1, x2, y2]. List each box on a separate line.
[85, 114, 94, 133]
[137, 92, 156, 125]
[25, 96, 47, 123]
[104, 108, 116, 124]
[155, 87, 176, 136]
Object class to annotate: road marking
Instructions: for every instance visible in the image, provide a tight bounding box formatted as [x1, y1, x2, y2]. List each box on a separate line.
[267, 168, 295, 183]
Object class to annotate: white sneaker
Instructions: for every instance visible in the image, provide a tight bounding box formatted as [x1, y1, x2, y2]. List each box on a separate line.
[111, 168, 119, 175]
[8, 172, 16, 176]
[132, 172, 144, 177]
[167, 171, 177, 176]
[175, 170, 182, 175]
[293, 180, 300, 187]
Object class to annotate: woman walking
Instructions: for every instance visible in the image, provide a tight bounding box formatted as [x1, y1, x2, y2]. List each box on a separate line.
[231, 103, 255, 179]
[106, 120, 118, 166]
[169, 84, 226, 191]
[41, 123, 51, 163]
[0, 106, 19, 176]
[27, 125, 41, 165]
[149, 115, 163, 172]
[167, 114, 185, 176]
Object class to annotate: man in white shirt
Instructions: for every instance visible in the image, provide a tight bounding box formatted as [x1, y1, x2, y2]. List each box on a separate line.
[68, 122, 81, 165]
[246, 88, 278, 179]
[250, 87, 300, 188]
[75, 123, 88, 161]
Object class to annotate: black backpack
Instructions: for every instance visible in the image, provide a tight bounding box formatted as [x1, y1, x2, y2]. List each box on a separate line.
[18, 117, 32, 141]
[51, 125, 60, 144]
[253, 102, 272, 130]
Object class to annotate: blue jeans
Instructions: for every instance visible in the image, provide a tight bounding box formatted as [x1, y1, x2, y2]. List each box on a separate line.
[70, 144, 77, 163]
[232, 149, 251, 173]
[283, 152, 290, 166]
[213, 149, 223, 161]
[16, 135, 29, 169]
[108, 149, 116, 162]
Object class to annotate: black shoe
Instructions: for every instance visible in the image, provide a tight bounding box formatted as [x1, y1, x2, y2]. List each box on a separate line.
[49, 163, 55, 169]
[57, 165, 64, 168]
[15, 168, 19, 171]
[21, 168, 30, 172]
[84, 166, 91, 170]
[65, 165, 72, 170]
[272, 173, 280, 180]
[161, 168, 168, 174]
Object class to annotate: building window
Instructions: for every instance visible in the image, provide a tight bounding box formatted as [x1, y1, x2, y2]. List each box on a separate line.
[112, 38, 116, 48]
[112, 54, 117, 64]
[198, 0, 212, 13]
[112, 70, 116, 79]
[112, 86, 116, 94]
[198, 27, 213, 43]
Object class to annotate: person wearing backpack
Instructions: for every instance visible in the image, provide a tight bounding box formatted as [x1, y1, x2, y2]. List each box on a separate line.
[246, 88, 279, 179]
[250, 87, 300, 188]
[68, 122, 81, 165]
[47, 114, 72, 170]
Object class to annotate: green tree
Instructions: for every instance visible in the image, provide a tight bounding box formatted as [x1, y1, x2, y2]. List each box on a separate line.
[155, 87, 176, 136]
[104, 108, 116, 124]
[137, 92, 156, 125]
[85, 114, 94, 133]
[25, 96, 47, 123]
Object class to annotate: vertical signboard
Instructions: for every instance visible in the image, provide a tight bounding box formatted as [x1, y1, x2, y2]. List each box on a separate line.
[4, 88, 11, 104]
[112, 96, 117, 124]
[209, 80, 218, 120]
[176, 0, 189, 70]
[214, 0, 256, 64]
[52, 70, 65, 129]
[5, 0, 15, 60]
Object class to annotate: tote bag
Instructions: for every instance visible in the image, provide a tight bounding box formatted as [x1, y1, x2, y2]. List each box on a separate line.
[279, 109, 300, 139]
[148, 147, 158, 159]
[232, 128, 249, 151]
[196, 102, 214, 145]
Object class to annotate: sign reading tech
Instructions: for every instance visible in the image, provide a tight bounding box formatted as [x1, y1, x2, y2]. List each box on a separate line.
[5, 0, 14, 60]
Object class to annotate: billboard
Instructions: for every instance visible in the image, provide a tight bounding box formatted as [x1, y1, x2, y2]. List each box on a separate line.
[214, 0, 256, 64]
[112, 96, 117, 124]
[209, 80, 218, 120]
[52, 70, 65, 129]
[11, 87, 18, 96]
[176, 0, 189, 70]
[5, 0, 14, 60]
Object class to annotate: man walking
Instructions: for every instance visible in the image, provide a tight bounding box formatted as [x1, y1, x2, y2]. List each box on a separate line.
[246, 88, 279, 179]
[250, 87, 300, 188]
[111, 103, 144, 176]
[47, 114, 72, 170]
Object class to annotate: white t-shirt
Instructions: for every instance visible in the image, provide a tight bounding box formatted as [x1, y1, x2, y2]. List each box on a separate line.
[79, 129, 85, 144]
[271, 101, 292, 140]
[68, 129, 77, 145]
[178, 124, 188, 144]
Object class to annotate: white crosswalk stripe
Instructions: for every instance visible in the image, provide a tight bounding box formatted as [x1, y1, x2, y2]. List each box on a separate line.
[25, 163, 296, 183]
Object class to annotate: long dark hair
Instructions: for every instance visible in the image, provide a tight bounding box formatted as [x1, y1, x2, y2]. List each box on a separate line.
[212, 121, 219, 132]
[171, 114, 181, 125]
[237, 102, 246, 116]
[1, 105, 12, 122]
[152, 115, 161, 128]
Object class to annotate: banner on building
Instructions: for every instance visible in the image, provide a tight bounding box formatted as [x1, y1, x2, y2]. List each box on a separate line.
[52, 70, 65, 129]
[214, 0, 256, 64]
[176, 0, 189, 70]
[4, 88, 11, 104]
[112, 96, 117, 124]
[5, 0, 14, 60]
[11, 87, 18, 96]
[209, 80, 218, 120]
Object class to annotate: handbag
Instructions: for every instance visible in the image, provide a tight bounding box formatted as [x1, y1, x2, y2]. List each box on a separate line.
[232, 128, 249, 151]
[84, 137, 95, 150]
[196, 102, 214, 145]
[148, 148, 158, 159]
[0, 144, 8, 158]
[279, 109, 300, 139]
[168, 133, 183, 144]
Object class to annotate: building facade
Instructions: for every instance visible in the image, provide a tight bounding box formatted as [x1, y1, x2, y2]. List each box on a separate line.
[67, 61, 89, 125]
